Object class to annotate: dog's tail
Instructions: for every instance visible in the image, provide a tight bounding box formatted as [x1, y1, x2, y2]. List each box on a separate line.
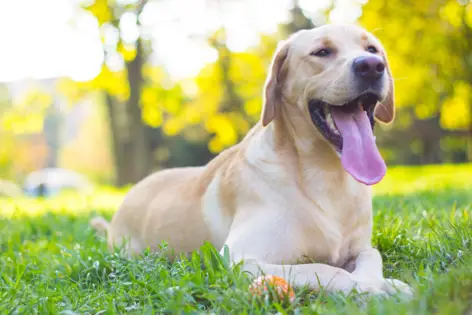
[89, 216, 110, 236]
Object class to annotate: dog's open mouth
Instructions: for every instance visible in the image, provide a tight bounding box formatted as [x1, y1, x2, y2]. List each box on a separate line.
[308, 92, 386, 186]
[308, 92, 378, 152]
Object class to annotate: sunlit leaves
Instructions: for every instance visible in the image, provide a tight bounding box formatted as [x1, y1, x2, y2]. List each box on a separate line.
[140, 70, 186, 129]
[164, 34, 279, 153]
[117, 42, 137, 62]
[78, 0, 471, 159]
[466, 3, 472, 27]
[440, 0, 463, 27]
[0, 134, 16, 178]
[0, 89, 52, 135]
[228, 52, 267, 101]
[441, 81, 471, 129]
[2, 113, 43, 135]
[85, 0, 113, 25]
[142, 64, 167, 84]
[416, 103, 438, 120]
[77, 2, 282, 155]
[163, 117, 184, 136]
[56, 79, 86, 106]
[89, 66, 130, 101]
[58, 66, 130, 104]
[361, 0, 471, 130]
[180, 106, 201, 125]
[142, 103, 162, 128]
[244, 98, 263, 117]
[205, 114, 238, 153]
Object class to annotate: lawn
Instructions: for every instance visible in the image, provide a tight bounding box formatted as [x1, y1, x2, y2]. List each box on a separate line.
[1, 164, 471, 314]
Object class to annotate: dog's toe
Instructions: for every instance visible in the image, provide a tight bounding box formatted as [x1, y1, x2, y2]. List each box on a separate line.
[383, 278, 414, 298]
[351, 280, 389, 297]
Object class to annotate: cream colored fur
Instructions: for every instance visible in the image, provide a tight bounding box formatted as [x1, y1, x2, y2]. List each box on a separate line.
[90, 24, 412, 297]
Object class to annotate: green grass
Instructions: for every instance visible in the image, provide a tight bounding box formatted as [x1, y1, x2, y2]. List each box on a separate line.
[1, 164, 471, 314]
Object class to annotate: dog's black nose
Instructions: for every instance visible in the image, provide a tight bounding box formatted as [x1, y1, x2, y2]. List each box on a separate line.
[352, 56, 385, 81]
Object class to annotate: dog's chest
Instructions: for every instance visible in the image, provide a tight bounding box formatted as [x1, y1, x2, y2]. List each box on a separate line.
[291, 173, 373, 266]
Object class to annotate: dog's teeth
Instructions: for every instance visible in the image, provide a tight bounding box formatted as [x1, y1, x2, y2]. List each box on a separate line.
[326, 112, 340, 135]
[326, 113, 333, 125]
[324, 105, 330, 116]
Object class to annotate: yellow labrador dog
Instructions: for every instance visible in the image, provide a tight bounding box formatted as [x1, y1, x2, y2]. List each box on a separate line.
[91, 23, 413, 296]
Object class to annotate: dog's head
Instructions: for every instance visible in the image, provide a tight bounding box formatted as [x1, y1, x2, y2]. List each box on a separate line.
[261, 24, 394, 186]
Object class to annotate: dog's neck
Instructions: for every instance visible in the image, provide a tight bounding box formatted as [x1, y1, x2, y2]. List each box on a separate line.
[269, 98, 342, 169]
[244, 98, 345, 178]
[243, 98, 355, 200]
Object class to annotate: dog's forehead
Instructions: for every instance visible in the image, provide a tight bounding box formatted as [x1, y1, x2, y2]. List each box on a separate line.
[290, 24, 379, 51]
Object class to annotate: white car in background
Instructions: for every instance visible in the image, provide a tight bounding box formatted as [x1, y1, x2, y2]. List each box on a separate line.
[23, 168, 93, 197]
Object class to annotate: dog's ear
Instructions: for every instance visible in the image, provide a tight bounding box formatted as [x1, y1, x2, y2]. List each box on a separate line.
[261, 42, 290, 127]
[374, 53, 395, 124]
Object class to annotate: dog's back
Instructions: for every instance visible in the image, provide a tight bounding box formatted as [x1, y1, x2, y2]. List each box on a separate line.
[89, 143, 245, 257]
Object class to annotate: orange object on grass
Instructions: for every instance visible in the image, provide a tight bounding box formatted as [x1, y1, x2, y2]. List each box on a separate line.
[249, 275, 295, 303]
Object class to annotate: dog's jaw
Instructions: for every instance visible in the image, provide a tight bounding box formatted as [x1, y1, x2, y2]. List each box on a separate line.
[308, 92, 379, 153]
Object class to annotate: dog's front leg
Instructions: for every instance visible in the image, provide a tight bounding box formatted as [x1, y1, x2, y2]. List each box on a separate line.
[352, 248, 414, 297]
[239, 258, 373, 295]
[352, 247, 383, 279]
[222, 211, 408, 296]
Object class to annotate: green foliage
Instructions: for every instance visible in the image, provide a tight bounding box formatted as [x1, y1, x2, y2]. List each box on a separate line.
[0, 88, 50, 135]
[361, 0, 472, 130]
[0, 164, 471, 313]
[3, 0, 471, 181]
[155, 34, 279, 153]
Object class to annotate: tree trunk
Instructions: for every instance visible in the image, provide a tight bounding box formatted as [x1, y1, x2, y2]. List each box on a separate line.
[283, 0, 314, 34]
[43, 105, 62, 168]
[125, 40, 153, 182]
[460, 8, 472, 161]
[421, 137, 442, 164]
[105, 40, 153, 186]
[105, 93, 134, 186]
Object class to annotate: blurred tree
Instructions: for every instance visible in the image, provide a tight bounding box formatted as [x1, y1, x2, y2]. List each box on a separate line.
[3, 0, 472, 187]
[0, 84, 54, 179]
[42, 104, 63, 168]
[282, 0, 315, 34]
[158, 31, 280, 154]
[64, 0, 472, 183]
[0, 84, 15, 179]
[80, 0, 161, 186]
[162, 0, 314, 154]
[361, 0, 472, 163]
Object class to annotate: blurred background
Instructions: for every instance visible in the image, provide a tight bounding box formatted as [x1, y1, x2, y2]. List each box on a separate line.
[0, 0, 471, 197]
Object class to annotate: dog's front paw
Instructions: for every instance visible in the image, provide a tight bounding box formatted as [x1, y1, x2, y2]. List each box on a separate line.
[351, 278, 389, 296]
[383, 278, 414, 298]
[349, 276, 414, 298]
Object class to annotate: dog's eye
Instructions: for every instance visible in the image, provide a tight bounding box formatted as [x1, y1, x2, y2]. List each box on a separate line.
[366, 45, 378, 54]
[311, 48, 332, 57]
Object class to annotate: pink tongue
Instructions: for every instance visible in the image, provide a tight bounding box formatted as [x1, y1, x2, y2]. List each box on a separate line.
[331, 107, 386, 185]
